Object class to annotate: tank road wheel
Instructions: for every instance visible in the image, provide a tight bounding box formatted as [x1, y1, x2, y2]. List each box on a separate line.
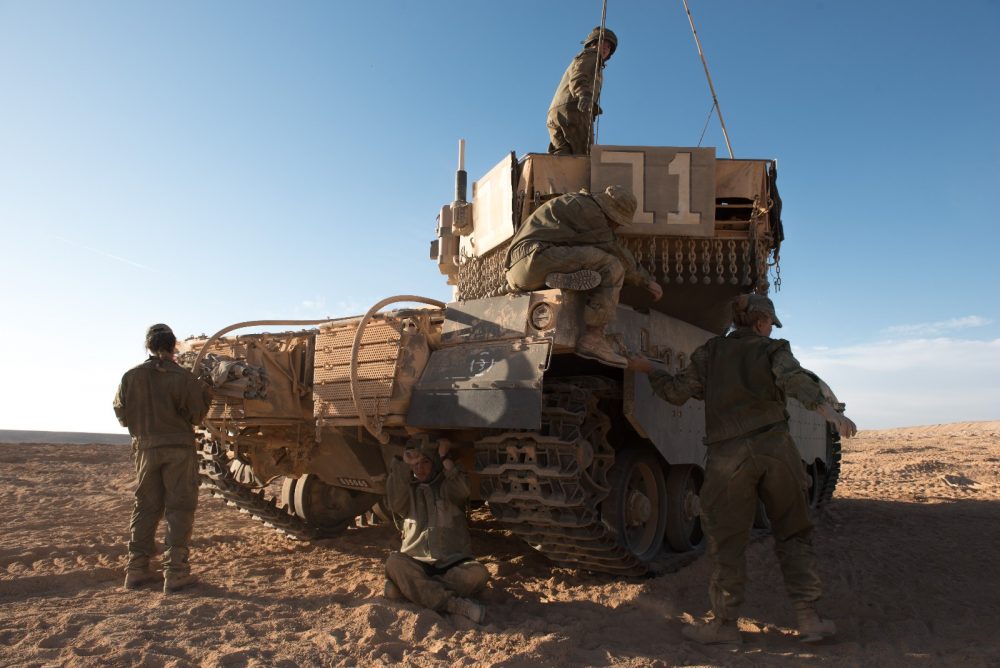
[805, 459, 826, 510]
[665, 464, 705, 552]
[281, 474, 378, 534]
[601, 449, 668, 562]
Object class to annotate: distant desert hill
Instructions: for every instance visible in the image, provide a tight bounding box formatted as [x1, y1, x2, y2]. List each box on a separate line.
[0, 430, 130, 445]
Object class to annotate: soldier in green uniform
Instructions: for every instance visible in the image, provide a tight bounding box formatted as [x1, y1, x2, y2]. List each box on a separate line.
[547, 26, 617, 155]
[113, 324, 213, 593]
[383, 440, 490, 624]
[628, 295, 856, 644]
[505, 185, 663, 367]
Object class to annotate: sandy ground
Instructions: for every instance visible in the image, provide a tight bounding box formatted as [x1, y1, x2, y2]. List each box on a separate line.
[2, 422, 999, 667]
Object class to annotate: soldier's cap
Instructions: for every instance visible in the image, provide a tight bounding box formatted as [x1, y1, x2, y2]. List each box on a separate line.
[146, 323, 174, 338]
[583, 27, 618, 55]
[592, 185, 636, 227]
[736, 294, 783, 328]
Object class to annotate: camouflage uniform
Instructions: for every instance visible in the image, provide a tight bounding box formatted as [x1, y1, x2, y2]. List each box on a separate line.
[647, 328, 831, 622]
[504, 192, 651, 327]
[384, 455, 489, 612]
[113, 357, 213, 576]
[547, 46, 604, 155]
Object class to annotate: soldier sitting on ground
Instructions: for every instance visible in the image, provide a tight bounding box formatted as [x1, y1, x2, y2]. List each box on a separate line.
[547, 26, 617, 155]
[383, 440, 490, 624]
[504, 184, 663, 367]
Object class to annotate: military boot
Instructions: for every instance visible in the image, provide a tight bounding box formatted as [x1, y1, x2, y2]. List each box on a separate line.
[681, 618, 742, 645]
[544, 269, 601, 291]
[576, 326, 627, 368]
[795, 603, 836, 642]
[123, 568, 160, 590]
[163, 571, 198, 594]
[445, 596, 486, 624]
[383, 579, 404, 601]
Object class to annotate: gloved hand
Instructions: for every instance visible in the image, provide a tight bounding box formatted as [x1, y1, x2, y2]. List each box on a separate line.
[626, 355, 655, 374]
[817, 404, 858, 438]
[577, 95, 593, 113]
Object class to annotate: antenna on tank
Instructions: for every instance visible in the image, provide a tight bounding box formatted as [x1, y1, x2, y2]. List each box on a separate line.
[455, 139, 468, 203]
[451, 139, 472, 235]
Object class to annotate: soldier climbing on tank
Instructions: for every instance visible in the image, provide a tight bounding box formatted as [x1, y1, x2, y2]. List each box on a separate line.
[114, 323, 214, 593]
[547, 26, 617, 155]
[383, 439, 490, 624]
[504, 184, 663, 368]
[627, 295, 856, 645]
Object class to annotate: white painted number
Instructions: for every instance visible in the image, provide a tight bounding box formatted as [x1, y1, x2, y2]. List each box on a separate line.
[600, 150, 701, 226]
[667, 152, 700, 226]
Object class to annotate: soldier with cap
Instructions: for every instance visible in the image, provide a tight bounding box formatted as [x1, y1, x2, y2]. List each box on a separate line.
[505, 185, 663, 367]
[628, 295, 856, 645]
[113, 324, 213, 593]
[383, 439, 490, 624]
[547, 26, 618, 155]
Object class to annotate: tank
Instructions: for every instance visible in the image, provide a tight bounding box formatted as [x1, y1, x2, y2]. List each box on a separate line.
[181, 142, 843, 576]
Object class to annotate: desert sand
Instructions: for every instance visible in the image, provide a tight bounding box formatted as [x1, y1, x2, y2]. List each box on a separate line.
[2, 422, 999, 667]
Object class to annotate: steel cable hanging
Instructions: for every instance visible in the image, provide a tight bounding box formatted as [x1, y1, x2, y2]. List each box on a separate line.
[682, 0, 734, 158]
[586, 0, 610, 154]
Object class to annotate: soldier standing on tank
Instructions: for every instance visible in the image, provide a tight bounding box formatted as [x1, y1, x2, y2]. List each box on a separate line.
[383, 440, 490, 624]
[627, 295, 857, 645]
[547, 26, 617, 155]
[113, 324, 213, 593]
[505, 184, 663, 367]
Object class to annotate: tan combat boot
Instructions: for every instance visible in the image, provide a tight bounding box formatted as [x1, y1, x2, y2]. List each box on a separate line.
[576, 326, 627, 368]
[681, 618, 742, 645]
[795, 602, 836, 642]
[163, 571, 198, 594]
[123, 568, 160, 590]
[383, 579, 404, 601]
[545, 269, 602, 291]
[445, 596, 486, 624]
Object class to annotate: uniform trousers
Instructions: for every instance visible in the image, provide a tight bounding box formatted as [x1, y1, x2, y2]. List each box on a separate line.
[547, 107, 592, 155]
[385, 552, 489, 611]
[506, 244, 624, 327]
[699, 423, 822, 621]
[128, 444, 199, 574]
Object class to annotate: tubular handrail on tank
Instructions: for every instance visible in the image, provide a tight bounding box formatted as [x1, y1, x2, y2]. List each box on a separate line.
[349, 295, 446, 444]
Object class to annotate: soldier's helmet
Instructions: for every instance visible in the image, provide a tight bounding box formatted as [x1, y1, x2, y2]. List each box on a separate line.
[583, 27, 618, 56]
[592, 185, 636, 227]
[736, 295, 784, 328]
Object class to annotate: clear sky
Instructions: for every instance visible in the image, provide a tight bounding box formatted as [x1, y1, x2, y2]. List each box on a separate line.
[2, 0, 998, 433]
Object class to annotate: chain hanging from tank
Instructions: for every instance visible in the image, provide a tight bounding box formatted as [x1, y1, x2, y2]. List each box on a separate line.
[714, 240, 725, 284]
[687, 239, 697, 284]
[675, 240, 685, 284]
[700, 240, 711, 284]
[661, 238, 671, 284]
[727, 239, 738, 285]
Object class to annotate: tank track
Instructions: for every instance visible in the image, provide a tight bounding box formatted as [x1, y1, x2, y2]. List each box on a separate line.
[475, 377, 703, 576]
[817, 427, 843, 507]
[196, 436, 343, 541]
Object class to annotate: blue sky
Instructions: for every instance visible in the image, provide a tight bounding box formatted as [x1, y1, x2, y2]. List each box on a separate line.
[1, 0, 997, 432]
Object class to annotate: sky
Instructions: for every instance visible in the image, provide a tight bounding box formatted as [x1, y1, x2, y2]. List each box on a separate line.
[1, 0, 998, 433]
